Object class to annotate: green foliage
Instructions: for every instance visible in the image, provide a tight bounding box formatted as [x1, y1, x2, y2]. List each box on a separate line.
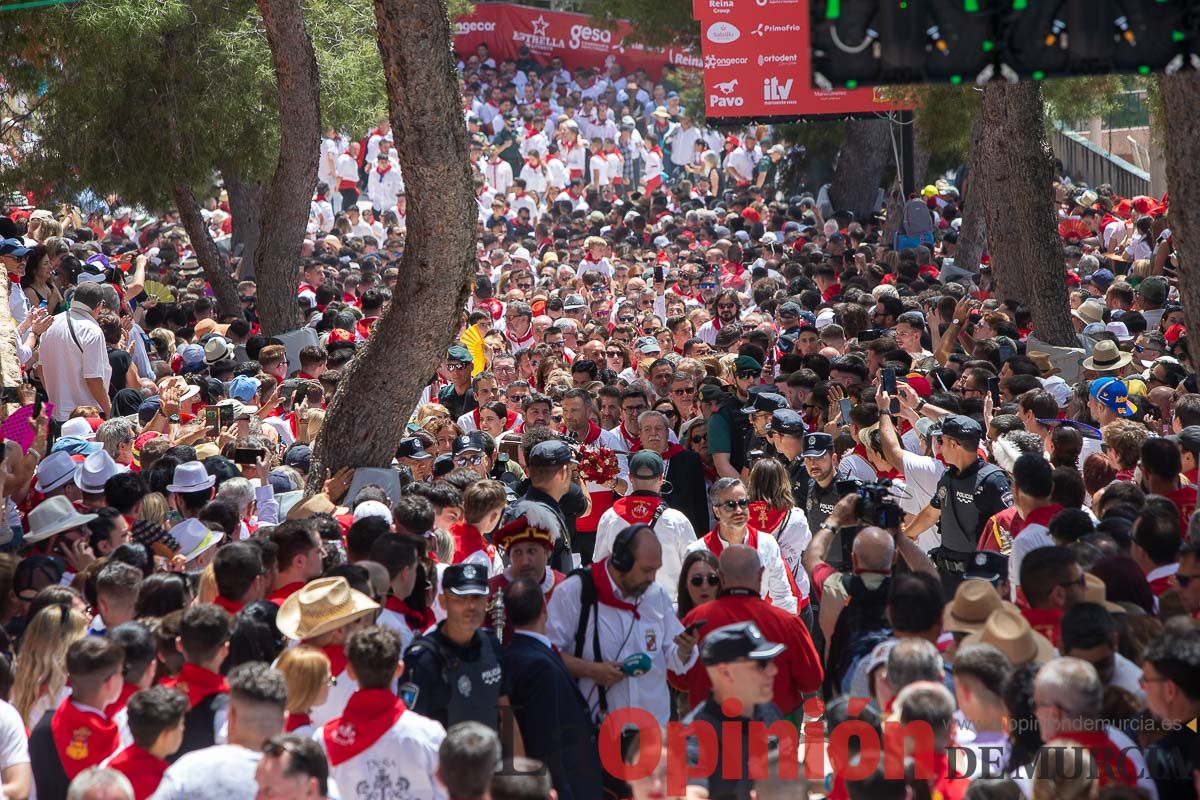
[574, 0, 698, 48]
[0, 0, 401, 208]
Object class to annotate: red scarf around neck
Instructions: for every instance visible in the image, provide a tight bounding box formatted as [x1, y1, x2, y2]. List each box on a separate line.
[611, 494, 662, 525]
[108, 744, 167, 800]
[162, 663, 229, 710]
[268, 580, 306, 606]
[450, 521, 495, 564]
[385, 595, 435, 632]
[661, 442, 685, 460]
[376, 162, 392, 176]
[285, 712, 313, 733]
[323, 689, 407, 765]
[581, 421, 602, 445]
[105, 681, 139, 719]
[320, 644, 349, 678]
[591, 559, 640, 619]
[703, 524, 758, 556]
[619, 422, 642, 452]
[51, 697, 119, 779]
[1053, 730, 1138, 789]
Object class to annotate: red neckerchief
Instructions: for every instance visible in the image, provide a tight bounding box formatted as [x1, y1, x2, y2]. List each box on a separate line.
[821, 284, 842, 302]
[298, 281, 315, 295]
[315, 193, 327, 202]
[611, 493, 662, 524]
[702, 524, 758, 556]
[375, 162, 392, 176]
[619, 422, 643, 452]
[320, 644, 349, 678]
[1018, 503, 1063, 532]
[581, 421, 602, 445]
[108, 744, 167, 800]
[213, 595, 244, 616]
[661, 443, 685, 460]
[591, 559, 640, 619]
[268, 580, 305, 606]
[51, 697, 119, 779]
[162, 663, 229, 709]
[323, 689, 407, 766]
[385, 595, 434, 632]
[701, 462, 718, 482]
[747, 502, 787, 533]
[105, 682, 139, 719]
[450, 521, 496, 564]
[1053, 731, 1138, 789]
[285, 712, 313, 733]
[926, 752, 969, 800]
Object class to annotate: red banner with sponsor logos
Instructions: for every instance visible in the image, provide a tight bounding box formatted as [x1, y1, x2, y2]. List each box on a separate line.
[694, 0, 907, 119]
[454, 4, 703, 80]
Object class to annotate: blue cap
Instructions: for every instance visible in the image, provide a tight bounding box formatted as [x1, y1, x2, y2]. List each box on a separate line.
[1089, 377, 1136, 417]
[50, 436, 103, 457]
[177, 343, 206, 374]
[0, 239, 31, 258]
[137, 396, 162, 425]
[228, 375, 261, 403]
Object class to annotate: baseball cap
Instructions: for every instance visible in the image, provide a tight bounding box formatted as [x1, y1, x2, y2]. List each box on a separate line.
[700, 621, 785, 665]
[452, 432, 485, 455]
[964, 551, 1008, 586]
[283, 445, 312, 473]
[629, 450, 664, 479]
[396, 437, 433, 460]
[1088, 377, 1136, 417]
[940, 415, 984, 443]
[742, 392, 788, 416]
[768, 410, 807, 436]
[443, 563, 489, 596]
[228, 375, 261, 404]
[800, 432, 834, 458]
[1170, 426, 1200, 456]
[777, 301, 803, 320]
[0, 239, 32, 258]
[527, 440, 576, 467]
[636, 337, 662, 356]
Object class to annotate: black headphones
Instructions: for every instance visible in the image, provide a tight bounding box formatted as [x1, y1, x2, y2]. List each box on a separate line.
[609, 524, 642, 573]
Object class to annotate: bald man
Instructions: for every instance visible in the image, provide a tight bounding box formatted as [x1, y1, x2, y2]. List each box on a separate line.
[803, 494, 939, 656]
[675, 545, 822, 716]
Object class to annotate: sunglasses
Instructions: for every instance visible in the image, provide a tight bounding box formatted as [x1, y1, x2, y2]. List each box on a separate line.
[1176, 573, 1200, 588]
[618, 315, 635, 323]
[447, 362, 471, 371]
[454, 454, 483, 466]
[690, 574, 720, 587]
[736, 371, 758, 380]
[672, 388, 691, 396]
[606, 350, 623, 357]
[690, 434, 708, 444]
[718, 499, 750, 511]
[717, 303, 738, 310]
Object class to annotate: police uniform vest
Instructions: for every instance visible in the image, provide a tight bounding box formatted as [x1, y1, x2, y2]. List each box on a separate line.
[402, 627, 503, 731]
[786, 456, 809, 508]
[806, 474, 855, 568]
[936, 460, 1007, 555]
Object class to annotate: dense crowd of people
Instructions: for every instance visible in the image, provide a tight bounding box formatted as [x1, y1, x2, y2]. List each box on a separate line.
[0, 38, 1194, 800]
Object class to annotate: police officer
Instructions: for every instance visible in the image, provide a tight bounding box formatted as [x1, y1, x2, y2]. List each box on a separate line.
[742, 389, 789, 462]
[904, 415, 1013, 595]
[767, 409, 809, 508]
[683, 621, 785, 800]
[800, 432, 858, 568]
[400, 563, 509, 731]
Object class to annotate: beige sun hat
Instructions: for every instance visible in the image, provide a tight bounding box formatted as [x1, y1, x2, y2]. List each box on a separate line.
[960, 607, 1055, 668]
[275, 577, 379, 641]
[943, 579, 1017, 635]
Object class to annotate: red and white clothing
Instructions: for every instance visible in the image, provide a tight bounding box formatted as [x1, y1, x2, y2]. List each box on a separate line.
[367, 162, 405, 211]
[317, 689, 447, 800]
[576, 255, 613, 279]
[544, 155, 569, 191]
[104, 744, 167, 800]
[50, 698, 120, 780]
[687, 526, 798, 614]
[547, 559, 698, 725]
[309, 644, 359, 727]
[297, 282, 319, 310]
[335, 151, 360, 192]
[448, 521, 504, 576]
[509, 187, 540, 217]
[748, 503, 812, 604]
[642, 146, 664, 192]
[309, 195, 334, 233]
[1148, 562, 1180, 604]
[572, 423, 629, 535]
[377, 595, 435, 654]
[588, 151, 610, 187]
[456, 407, 524, 436]
[483, 159, 514, 196]
[1008, 503, 1061, 602]
[595, 493, 697, 603]
[560, 139, 587, 178]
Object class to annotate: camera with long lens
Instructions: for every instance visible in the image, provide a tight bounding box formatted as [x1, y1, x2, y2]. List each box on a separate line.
[835, 478, 905, 566]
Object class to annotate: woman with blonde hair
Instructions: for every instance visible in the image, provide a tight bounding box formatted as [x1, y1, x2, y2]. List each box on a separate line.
[746, 459, 812, 617]
[1031, 738, 1098, 800]
[12, 604, 89, 727]
[275, 646, 331, 737]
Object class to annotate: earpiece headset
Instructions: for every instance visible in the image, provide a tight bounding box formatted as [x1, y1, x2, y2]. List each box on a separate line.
[609, 524, 643, 573]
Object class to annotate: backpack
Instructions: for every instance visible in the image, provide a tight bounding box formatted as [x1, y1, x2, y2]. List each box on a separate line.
[823, 573, 892, 699]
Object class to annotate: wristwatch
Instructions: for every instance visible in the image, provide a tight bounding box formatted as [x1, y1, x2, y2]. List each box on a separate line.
[915, 399, 927, 412]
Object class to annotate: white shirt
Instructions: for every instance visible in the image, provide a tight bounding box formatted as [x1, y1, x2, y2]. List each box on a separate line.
[546, 567, 697, 726]
[0, 699, 29, 773]
[594, 500, 696, 604]
[311, 667, 359, 728]
[1008, 520, 1056, 602]
[38, 303, 111, 421]
[315, 704, 446, 800]
[367, 165, 405, 211]
[377, 607, 416, 654]
[724, 147, 754, 183]
[151, 744, 261, 800]
[687, 530, 798, 614]
[545, 157, 569, 192]
[669, 126, 703, 167]
[483, 160, 514, 196]
[588, 153, 609, 186]
[766, 509, 812, 601]
[319, 137, 340, 186]
[899, 452, 946, 515]
[517, 163, 548, 195]
[335, 152, 359, 186]
[310, 197, 334, 233]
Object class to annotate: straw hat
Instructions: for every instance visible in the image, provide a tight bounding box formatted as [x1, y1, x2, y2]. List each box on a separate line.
[960, 607, 1055, 667]
[276, 577, 379, 641]
[943, 579, 1017, 635]
[25, 496, 98, 545]
[1082, 340, 1134, 373]
[1027, 351, 1061, 377]
[1083, 572, 1126, 615]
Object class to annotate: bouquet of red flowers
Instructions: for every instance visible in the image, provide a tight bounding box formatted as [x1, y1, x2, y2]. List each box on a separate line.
[578, 446, 619, 485]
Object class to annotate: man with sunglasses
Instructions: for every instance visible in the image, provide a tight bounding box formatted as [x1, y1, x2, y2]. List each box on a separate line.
[695, 290, 741, 346]
[1171, 541, 1200, 618]
[687, 478, 798, 614]
[437, 346, 478, 420]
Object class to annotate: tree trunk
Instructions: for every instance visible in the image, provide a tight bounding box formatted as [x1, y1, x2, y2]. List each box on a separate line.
[828, 118, 891, 220]
[953, 112, 987, 273]
[976, 81, 1075, 347]
[171, 182, 242, 319]
[308, 0, 476, 490]
[1161, 71, 1200, 368]
[253, 0, 321, 336]
[223, 168, 266, 282]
